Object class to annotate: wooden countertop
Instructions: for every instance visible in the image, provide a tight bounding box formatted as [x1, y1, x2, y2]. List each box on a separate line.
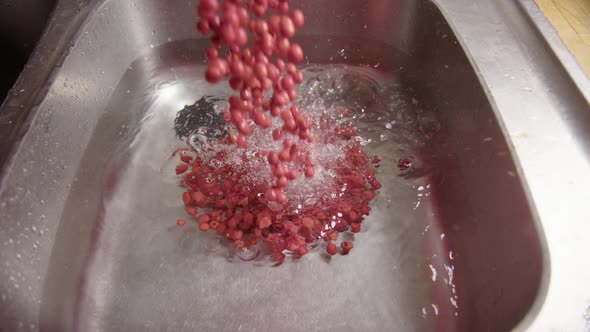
[535, 0, 590, 77]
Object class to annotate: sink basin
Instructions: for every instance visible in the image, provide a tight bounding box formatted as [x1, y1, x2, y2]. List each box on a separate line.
[0, 0, 56, 103]
[0, 0, 552, 331]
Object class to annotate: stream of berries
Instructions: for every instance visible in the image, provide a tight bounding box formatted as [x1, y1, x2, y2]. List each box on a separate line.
[173, 0, 381, 263]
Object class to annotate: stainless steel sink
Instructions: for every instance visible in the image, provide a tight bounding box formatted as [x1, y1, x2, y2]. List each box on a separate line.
[1, 0, 589, 331]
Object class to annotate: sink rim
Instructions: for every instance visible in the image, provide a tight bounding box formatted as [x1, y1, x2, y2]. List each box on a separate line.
[1, 0, 589, 330]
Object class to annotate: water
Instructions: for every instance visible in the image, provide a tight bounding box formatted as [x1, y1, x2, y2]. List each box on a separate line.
[72, 41, 459, 331]
[157, 64, 436, 216]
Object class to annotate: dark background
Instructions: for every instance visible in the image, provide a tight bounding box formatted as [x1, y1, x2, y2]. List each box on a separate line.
[0, 0, 56, 103]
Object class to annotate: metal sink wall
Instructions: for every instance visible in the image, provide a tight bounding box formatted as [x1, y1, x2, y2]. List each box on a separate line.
[0, 0, 548, 331]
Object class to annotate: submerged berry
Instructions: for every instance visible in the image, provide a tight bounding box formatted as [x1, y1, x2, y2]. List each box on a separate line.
[341, 241, 353, 255]
[326, 243, 337, 256]
[176, 163, 189, 175]
[397, 157, 412, 171]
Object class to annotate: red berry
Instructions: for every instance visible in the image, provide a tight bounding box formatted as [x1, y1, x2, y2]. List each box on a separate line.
[198, 214, 211, 224]
[397, 158, 412, 170]
[265, 188, 278, 201]
[199, 0, 219, 11]
[277, 191, 288, 203]
[278, 1, 289, 13]
[268, 152, 279, 165]
[291, 9, 304, 28]
[275, 58, 285, 71]
[369, 178, 382, 190]
[254, 62, 268, 80]
[182, 192, 191, 205]
[280, 74, 293, 91]
[237, 135, 248, 147]
[192, 191, 206, 205]
[301, 217, 314, 229]
[279, 16, 295, 38]
[220, 23, 237, 44]
[326, 243, 337, 255]
[297, 246, 308, 256]
[279, 149, 290, 162]
[272, 129, 282, 140]
[205, 66, 222, 83]
[229, 229, 243, 241]
[350, 223, 361, 233]
[272, 252, 286, 263]
[277, 176, 288, 187]
[180, 154, 193, 163]
[197, 20, 210, 34]
[257, 215, 272, 229]
[293, 70, 304, 84]
[268, 14, 281, 33]
[341, 241, 353, 254]
[186, 207, 198, 216]
[277, 37, 290, 56]
[176, 164, 188, 174]
[288, 43, 304, 64]
[304, 165, 315, 178]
